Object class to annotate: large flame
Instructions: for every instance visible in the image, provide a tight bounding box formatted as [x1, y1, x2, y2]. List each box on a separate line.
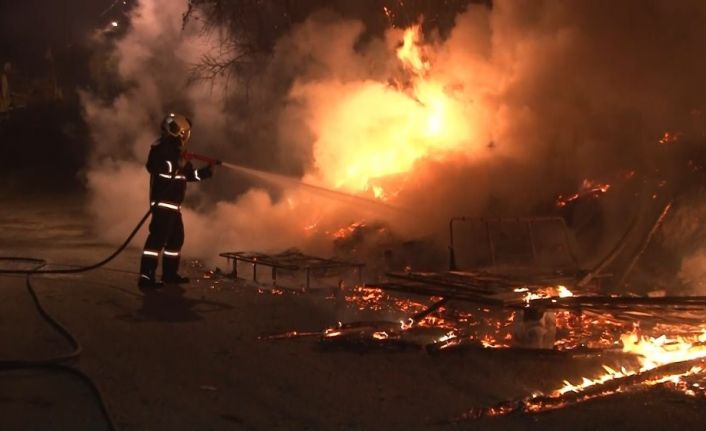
[301, 25, 481, 196]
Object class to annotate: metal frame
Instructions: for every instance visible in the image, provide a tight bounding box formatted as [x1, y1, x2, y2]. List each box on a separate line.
[364, 216, 587, 311]
[448, 216, 579, 271]
[362, 214, 706, 353]
[219, 250, 364, 290]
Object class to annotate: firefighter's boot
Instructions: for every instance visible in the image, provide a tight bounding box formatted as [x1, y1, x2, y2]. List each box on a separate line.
[163, 252, 190, 284]
[138, 250, 163, 289]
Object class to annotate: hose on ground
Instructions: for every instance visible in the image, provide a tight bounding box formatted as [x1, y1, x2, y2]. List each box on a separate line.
[0, 207, 153, 430]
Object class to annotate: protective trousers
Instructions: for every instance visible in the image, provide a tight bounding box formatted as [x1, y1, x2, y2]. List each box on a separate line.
[139, 206, 184, 281]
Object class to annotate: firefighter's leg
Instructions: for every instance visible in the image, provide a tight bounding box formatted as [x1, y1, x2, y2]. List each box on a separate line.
[162, 212, 188, 283]
[138, 208, 170, 287]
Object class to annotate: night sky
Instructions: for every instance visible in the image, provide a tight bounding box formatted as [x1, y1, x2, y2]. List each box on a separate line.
[0, 0, 128, 73]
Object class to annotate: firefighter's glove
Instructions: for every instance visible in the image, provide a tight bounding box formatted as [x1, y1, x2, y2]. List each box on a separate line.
[198, 165, 213, 180]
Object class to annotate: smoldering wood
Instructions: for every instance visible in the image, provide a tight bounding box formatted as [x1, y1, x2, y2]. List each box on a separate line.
[459, 357, 706, 421]
[409, 297, 449, 325]
[530, 295, 706, 310]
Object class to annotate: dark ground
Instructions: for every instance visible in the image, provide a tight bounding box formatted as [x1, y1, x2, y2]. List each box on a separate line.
[2, 105, 706, 430]
[1, 193, 706, 431]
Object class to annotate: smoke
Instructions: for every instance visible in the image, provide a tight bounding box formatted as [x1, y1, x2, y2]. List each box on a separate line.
[81, 0, 706, 274]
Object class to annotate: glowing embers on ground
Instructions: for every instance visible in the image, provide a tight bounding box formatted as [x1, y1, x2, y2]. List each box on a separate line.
[259, 282, 706, 417]
[463, 328, 706, 420]
[553, 330, 706, 398]
[305, 286, 519, 349]
[262, 284, 627, 351]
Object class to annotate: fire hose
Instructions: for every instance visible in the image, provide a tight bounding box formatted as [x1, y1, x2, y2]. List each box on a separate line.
[0, 151, 219, 430]
[0, 150, 220, 276]
[0, 149, 391, 428]
[0, 209, 150, 431]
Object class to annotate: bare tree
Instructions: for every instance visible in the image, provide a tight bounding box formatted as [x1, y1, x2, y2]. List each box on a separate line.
[184, 0, 477, 84]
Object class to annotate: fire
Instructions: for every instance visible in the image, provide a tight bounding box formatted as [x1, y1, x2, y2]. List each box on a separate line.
[556, 179, 611, 208]
[330, 221, 366, 240]
[658, 131, 681, 145]
[263, 277, 706, 419]
[460, 326, 706, 420]
[299, 23, 480, 195]
[371, 185, 386, 200]
[382, 6, 394, 23]
[557, 285, 573, 298]
[303, 221, 319, 233]
[556, 329, 706, 396]
[515, 285, 573, 305]
[620, 330, 706, 371]
[397, 25, 430, 74]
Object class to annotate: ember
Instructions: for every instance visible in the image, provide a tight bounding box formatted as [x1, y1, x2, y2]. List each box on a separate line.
[555, 179, 611, 208]
[461, 330, 706, 420]
[255, 206, 706, 422]
[658, 131, 682, 145]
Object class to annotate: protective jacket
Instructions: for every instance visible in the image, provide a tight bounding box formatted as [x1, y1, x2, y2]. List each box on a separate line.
[146, 135, 209, 206]
[139, 135, 212, 286]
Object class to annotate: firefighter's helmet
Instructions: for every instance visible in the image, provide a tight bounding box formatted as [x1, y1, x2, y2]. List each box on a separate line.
[161, 113, 192, 145]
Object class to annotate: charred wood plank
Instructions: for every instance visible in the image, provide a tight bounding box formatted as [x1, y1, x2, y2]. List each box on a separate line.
[529, 295, 706, 310]
[371, 282, 507, 306]
[409, 297, 449, 326]
[459, 357, 706, 420]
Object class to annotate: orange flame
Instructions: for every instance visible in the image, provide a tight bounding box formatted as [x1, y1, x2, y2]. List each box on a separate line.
[397, 25, 430, 74]
[556, 329, 706, 396]
[302, 24, 479, 195]
[556, 179, 611, 208]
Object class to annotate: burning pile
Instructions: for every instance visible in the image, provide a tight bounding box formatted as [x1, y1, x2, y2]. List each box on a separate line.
[348, 286, 706, 419]
[259, 281, 706, 419]
[462, 329, 706, 420]
[183, 7, 706, 420]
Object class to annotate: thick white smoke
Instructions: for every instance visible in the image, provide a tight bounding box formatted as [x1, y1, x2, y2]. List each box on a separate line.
[81, 0, 706, 276]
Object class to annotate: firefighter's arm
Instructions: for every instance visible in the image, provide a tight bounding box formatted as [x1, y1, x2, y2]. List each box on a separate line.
[145, 145, 177, 176]
[183, 161, 213, 182]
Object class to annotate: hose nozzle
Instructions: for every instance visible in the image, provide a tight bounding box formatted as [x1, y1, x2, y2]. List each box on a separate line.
[181, 151, 222, 166]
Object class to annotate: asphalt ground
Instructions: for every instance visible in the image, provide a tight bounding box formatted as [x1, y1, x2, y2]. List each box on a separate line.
[1, 194, 706, 430]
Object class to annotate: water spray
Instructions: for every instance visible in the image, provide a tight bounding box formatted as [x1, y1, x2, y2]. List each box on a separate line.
[183, 151, 405, 213]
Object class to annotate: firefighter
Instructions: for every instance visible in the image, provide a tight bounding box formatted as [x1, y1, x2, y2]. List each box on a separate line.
[138, 113, 214, 289]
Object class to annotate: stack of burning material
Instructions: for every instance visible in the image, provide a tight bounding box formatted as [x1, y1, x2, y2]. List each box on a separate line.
[261, 281, 706, 420]
[258, 200, 706, 419]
